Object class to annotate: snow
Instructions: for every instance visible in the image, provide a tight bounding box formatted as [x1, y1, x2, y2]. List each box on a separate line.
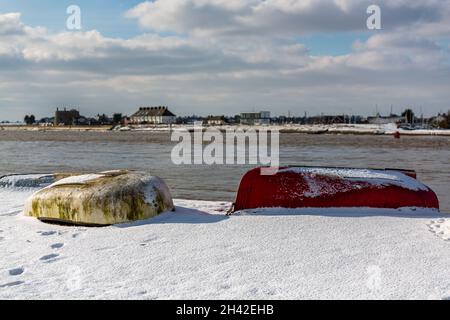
[0, 174, 54, 189]
[47, 174, 105, 188]
[1, 175, 450, 300]
[429, 219, 450, 241]
[279, 167, 403, 181]
[278, 167, 428, 192]
[114, 123, 450, 136]
[4, 123, 450, 136]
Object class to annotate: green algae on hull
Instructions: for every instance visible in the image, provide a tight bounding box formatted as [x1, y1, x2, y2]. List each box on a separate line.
[24, 171, 174, 226]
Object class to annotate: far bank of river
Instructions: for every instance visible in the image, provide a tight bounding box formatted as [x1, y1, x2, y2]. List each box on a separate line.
[2, 123, 450, 136]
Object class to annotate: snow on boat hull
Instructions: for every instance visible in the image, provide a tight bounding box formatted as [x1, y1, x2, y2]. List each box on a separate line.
[233, 167, 440, 212]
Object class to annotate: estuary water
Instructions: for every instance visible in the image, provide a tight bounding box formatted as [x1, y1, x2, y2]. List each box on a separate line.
[0, 131, 449, 212]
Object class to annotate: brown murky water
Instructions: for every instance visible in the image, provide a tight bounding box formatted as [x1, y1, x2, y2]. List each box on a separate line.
[0, 131, 449, 211]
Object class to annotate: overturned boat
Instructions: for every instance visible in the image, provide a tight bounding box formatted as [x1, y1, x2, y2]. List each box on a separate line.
[233, 166, 440, 212]
[16, 170, 174, 226]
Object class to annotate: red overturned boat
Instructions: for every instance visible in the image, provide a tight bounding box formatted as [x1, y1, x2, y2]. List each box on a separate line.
[233, 166, 440, 212]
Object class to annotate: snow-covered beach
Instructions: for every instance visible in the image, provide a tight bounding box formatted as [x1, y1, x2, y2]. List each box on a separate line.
[1, 176, 449, 300]
[3, 123, 450, 136]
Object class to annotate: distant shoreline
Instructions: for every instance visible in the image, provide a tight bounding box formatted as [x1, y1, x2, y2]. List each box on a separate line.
[1, 124, 450, 136]
[0, 125, 111, 132]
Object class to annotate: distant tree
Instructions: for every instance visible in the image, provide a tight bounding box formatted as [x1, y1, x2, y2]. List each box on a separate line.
[175, 117, 184, 124]
[448, 111, 450, 128]
[23, 115, 35, 125]
[440, 111, 450, 129]
[97, 114, 111, 125]
[112, 113, 122, 124]
[402, 109, 415, 124]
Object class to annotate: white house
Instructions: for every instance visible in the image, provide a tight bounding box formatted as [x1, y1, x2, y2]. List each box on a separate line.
[130, 106, 176, 124]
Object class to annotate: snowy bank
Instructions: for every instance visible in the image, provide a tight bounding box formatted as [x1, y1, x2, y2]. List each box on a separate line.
[0, 176, 450, 299]
[4, 123, 450, 136]
[123, 123, 450, 136]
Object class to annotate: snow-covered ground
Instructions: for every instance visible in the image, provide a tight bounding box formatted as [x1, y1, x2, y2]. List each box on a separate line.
[5, 123, 450, 136]
[122, 123, 450, 136]
[1, 177, 450, 300]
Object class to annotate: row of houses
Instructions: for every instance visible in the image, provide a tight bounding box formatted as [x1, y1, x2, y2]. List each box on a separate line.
[128, 109, 272, 126]
[204, 112, 271, 126]
[50, 106, 177, 126]
[50, 107, 272, 126]
[51, 108, 123, 126]
[42, 106, 449, 128]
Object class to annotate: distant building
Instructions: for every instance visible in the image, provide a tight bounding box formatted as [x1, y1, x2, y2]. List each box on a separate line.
[95, 114, 112, 125]
[240, 111, 271, 125]
[305, 115, 346, 125]
[175, 115, 204, 125]
[367, 114, 405, 125]
[130, 106, 176, 124]
[54, 108, 80, 126]
[206, 115, 227, 126]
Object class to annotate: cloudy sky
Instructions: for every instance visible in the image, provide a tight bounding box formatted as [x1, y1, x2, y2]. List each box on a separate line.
[1, 0, 450, 120]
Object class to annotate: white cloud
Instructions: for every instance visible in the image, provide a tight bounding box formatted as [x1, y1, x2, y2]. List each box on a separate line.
[0, 2, 450, 120]
[0, 12, 24, 35]
[126, 0, 450, 37]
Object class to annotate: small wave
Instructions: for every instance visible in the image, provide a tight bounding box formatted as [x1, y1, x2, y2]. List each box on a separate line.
[0, 174, 54, 189]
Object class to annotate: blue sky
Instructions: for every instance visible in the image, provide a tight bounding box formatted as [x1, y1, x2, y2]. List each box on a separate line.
[0, 0, 370, 56]
[0, 0, 450, 120]
[0, 0, 143, 37]
[298, 33, 372, 56]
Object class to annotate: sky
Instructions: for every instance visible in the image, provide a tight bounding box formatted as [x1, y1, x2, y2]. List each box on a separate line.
[1, 0, 450, 120]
